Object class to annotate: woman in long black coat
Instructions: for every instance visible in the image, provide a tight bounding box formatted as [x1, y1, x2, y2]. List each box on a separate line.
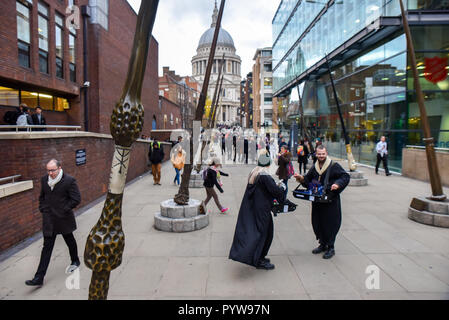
[229, 152, 285, 270]
[295, 146, 350, 259]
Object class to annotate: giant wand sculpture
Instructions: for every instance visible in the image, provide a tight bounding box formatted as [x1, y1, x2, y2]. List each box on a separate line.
[325, 54, 357, 171]
[174, 0, 226, 206]
[84, 0, 159, 300]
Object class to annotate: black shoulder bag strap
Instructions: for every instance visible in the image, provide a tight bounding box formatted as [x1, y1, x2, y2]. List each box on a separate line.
[323, 161, 334, 193]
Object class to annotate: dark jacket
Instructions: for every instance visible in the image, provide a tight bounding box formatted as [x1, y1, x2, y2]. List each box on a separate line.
[149, 143, 165, 164]
[39, 173, 81, 237]
[297, 144, 309, 163]
[301, 161, 350, 247]
[229, 172, 285, 267]
[203, 167, 228, 192]
[277, 152, 292, 180]
[31, 113, 47, 131]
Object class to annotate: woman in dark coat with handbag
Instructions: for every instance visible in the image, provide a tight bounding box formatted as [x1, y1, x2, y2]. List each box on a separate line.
[229, 151, 286, 270]
[294, 145, 350, 259]
[25, 159, 81, 286]
[276, 145, 292, 198]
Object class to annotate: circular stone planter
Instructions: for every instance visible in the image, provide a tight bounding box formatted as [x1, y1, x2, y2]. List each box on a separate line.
[408, 197, 449, 228]
[348, 170, 368, 187]
[154, 199, 209, 232]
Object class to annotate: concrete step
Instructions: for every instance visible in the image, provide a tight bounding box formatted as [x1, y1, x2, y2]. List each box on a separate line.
[349, 178, 368, 187]
[408, 207, 449, 228]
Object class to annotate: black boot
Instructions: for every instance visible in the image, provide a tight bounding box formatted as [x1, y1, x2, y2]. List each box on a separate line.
[25, 276, 43, 286]
[256, 259, 275, 270]
[312, 244, 327, 254]
[323, 247, 335, 259]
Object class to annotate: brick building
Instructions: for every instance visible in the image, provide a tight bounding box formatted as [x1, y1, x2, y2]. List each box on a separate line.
[0, 0, 159, 137]
[157, 96, 182, 130]
[158, 67, 200, 129]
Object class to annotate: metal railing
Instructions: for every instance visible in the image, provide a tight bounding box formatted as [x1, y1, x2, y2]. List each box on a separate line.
[0, 125, 82, 132]
[0, 175, 21, 184]
[406, 145, 449, 153]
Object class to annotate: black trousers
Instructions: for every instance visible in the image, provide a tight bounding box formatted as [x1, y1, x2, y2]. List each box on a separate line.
[298, 160, 307, 175]
[375, 154, 390, 174]
[35, 233, 79, 279]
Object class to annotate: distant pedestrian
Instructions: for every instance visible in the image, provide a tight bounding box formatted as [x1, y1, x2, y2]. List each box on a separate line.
[375, 136, 391, 176]
[149, 140, 165, 185]
[276, 145, 292, 199]
[171, 145, 185, 186]
[201, 157, 229, 214]
[25, 159, 81, 286]
[229, 151, 286, 270]
[297, 139, 310, 175]
[16, 105, 32, 129]
[31, 106, 47, 131]
[278, 137, 287, 153]
[294, 146, 350, 259]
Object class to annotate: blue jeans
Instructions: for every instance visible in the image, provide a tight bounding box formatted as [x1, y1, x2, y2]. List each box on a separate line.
[174, 168, 181, 185]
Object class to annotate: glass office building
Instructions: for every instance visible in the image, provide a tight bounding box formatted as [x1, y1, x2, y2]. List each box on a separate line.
[272, 0, 449, 172]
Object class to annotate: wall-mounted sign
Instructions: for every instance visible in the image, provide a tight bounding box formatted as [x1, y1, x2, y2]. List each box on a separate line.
[76, 149, 86, 166]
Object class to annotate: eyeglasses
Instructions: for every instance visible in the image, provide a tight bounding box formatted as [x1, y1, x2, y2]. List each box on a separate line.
[47, 168, 59, 173]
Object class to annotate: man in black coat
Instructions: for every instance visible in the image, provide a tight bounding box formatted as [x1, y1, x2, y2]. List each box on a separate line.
[31, 106, 47, 131]
[294, 145, 350, 259]
[25, 159, 81, 286]
[148, 140, 165, 185]
[229, 152, 286, 270]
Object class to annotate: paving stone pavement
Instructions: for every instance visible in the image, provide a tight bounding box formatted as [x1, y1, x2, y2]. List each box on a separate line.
[1, 159, 449, 300]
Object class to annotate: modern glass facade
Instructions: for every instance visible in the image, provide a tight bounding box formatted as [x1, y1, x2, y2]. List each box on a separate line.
[272, 0, 449, 172]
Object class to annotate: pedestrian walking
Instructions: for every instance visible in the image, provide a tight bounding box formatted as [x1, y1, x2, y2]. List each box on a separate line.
[25, 159, 81, 286]
[148, 140, 165, 185]
[294, 145, 350, 259]
[297, 139, 310, 175]
[375, 136, 391, 176]
[229, 151, 286, 270]
[170, 145, 185, 186]
[201, 157, 229, 214]
[276, 145, 292, 199]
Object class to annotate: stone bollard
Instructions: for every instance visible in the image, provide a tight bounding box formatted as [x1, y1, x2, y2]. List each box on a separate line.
[348, 170, 368, 187]
[154, 199, 209, 232]
[408, 197, 449, 228]
[189, 172, 204, 188]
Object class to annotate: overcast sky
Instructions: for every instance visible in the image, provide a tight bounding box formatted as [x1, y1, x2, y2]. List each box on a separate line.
[127, 0, 279, 78]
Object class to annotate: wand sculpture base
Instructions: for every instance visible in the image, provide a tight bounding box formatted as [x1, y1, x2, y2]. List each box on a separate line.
[347, 170, 368, 187]
[189, 171, 205, 189]
[408, 197, 449, 228]
[154, 199, 210, 232]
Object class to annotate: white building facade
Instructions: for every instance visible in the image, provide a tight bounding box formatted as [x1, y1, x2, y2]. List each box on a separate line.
[191, 2, 242, 125]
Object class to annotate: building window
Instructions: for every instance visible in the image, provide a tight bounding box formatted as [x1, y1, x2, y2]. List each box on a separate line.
[20, 91, 39, 109]
[55, 97, 70, 111]
[264, 94, 272, 105]
[264, 77, 273, 88]
[16, 1, 31, 68]
[38, 1, 49, 74]
[264, 64, 272, 72]
[0, 87, 20, 106]
[69, 33, 76, 82]
[55, 13, 64, 79]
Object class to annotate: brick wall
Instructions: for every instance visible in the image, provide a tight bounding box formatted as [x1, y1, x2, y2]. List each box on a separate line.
[0, 134, 172, 253]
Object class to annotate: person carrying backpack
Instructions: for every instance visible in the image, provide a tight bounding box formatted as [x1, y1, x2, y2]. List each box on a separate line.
[297, 139, 310, 175]
[276, 145, 293, 199]
[201, 157, 229, 214]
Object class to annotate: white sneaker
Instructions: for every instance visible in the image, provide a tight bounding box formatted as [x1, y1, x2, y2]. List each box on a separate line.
[65, 261, 80, 274]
